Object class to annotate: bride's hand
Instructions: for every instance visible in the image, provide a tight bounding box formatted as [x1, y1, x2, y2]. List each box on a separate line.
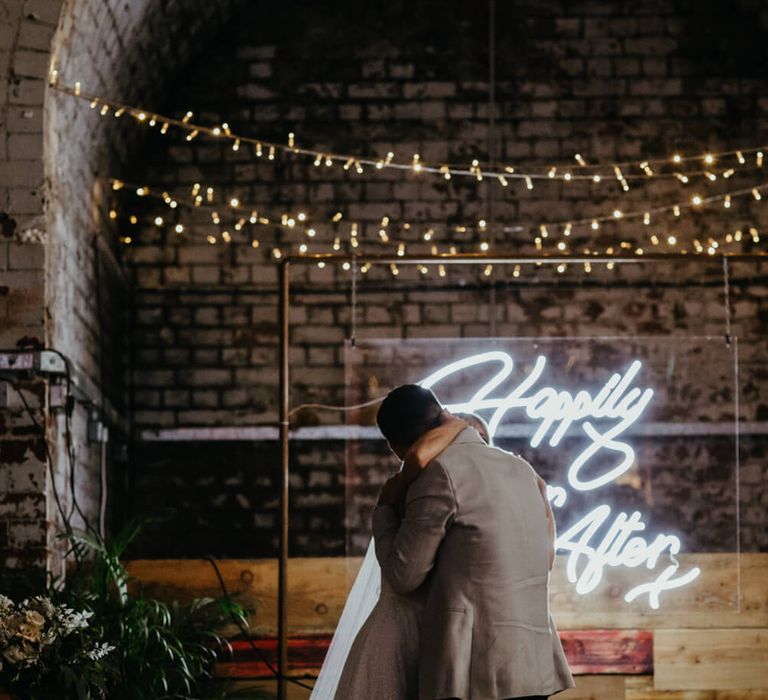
[402, 413, 468, 478]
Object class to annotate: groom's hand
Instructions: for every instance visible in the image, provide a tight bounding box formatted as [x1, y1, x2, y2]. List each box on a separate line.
[377, 474, 406, 507]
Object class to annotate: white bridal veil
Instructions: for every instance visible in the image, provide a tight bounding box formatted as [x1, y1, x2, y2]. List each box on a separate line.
[310, 540, 381, 699]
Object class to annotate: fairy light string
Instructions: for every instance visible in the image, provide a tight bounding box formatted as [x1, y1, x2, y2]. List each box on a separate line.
[113, 178, 765, 279]
[59, 77, 766, 274]
[55, 80, 768, 186]
[111, 176, 768, 253]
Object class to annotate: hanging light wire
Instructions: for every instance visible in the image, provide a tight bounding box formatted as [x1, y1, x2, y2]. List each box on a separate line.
[53, 80, 768, 184]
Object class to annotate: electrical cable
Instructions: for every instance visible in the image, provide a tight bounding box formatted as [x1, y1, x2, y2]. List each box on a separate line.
[0, 347, 98, 537]
[6, 380, 85, 564]
[204, 556, 315, 691]
[94, 234, 109, 539]
[59, 354, 98, 536]
[287, 396, 383, 419]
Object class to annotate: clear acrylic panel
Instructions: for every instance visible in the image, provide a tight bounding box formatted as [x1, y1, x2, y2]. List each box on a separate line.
[343, 336, 740, 615]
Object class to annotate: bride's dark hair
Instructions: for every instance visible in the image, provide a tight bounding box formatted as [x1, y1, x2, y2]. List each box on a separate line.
[376, 384, 442, 448]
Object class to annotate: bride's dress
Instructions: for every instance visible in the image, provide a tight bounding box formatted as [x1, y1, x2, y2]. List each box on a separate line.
[311, 541, 425, 700]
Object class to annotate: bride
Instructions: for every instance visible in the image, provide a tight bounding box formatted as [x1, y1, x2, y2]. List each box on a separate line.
[311, 412, 490, 700]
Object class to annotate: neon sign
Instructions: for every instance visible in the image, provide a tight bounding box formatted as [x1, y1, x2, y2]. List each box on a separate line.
[420, 351, 701, 610]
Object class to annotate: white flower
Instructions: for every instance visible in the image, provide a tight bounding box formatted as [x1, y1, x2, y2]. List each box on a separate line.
[85, 642, 114, 661]
[25, 596, 55, 619]
[55, 607, 92, 633]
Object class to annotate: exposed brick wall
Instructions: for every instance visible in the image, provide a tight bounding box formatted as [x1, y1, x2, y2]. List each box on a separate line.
[0, 0, 237, 582]
[1, 0, 766, 571]
[122, 0, 768, 556]
[1, 0, 65, 582]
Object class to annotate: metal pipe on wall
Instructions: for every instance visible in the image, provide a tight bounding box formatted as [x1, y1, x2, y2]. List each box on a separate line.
[278, 260, 291, 700]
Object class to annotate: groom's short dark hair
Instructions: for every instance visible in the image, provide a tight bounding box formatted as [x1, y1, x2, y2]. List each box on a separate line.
[377, 384, 442, 448]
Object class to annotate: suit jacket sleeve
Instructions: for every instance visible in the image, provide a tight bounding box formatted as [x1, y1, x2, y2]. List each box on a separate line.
[372, 459, 457, 595]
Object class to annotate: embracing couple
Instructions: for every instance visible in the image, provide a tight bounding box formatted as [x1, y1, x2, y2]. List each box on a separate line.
[313, 384, 574, 700]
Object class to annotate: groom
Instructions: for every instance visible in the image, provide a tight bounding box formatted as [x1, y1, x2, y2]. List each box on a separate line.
[373, 384, 574, 700]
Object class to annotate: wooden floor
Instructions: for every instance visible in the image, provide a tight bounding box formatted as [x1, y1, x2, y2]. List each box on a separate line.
[127, 553, 768, 698]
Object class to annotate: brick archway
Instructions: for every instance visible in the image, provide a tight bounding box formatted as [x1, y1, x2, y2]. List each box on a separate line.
[0, 0, 234, 580]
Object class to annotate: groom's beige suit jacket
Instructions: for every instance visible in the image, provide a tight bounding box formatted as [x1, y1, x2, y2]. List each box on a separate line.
[373, 427, 574, 700]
